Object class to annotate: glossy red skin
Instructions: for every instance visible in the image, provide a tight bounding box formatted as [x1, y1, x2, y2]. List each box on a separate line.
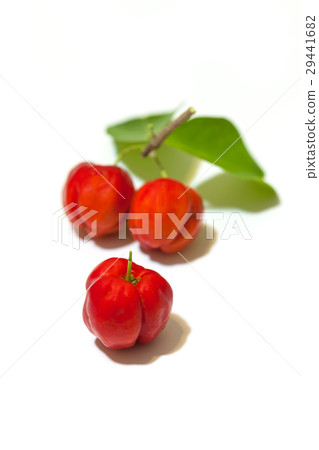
[129, 178, 203, 253]
[83, 257, 173, 349]
[63, 163, 134, 237]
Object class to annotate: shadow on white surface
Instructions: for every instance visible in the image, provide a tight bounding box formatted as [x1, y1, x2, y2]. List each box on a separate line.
[79, 220, 215, 260]
[140, 225, 217, 265]
[197, 173, 279, 212]
[93, 228, 135, 249]
[73, 225, 134, 249]
[94, 313, 190, 364]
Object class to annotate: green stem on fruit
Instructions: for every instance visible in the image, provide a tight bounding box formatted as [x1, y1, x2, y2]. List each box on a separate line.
[150, 151, 168, 178]
[147, 125, 168, 177]
[124, 251, 140, 285]
[114, 144, 144, 165]
[147, 123, 155, 140]
[125, 251, 133, 282]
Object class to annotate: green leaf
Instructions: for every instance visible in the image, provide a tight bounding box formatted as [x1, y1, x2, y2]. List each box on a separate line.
[166, 117, 264, 179]
[107, 112, 173, 143]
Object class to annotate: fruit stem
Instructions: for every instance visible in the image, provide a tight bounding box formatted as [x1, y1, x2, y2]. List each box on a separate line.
[115, 144, 144, 165]
[150, 151, 168, 178]
[125, 251, 133, 282]
[141, 107, 195, 157]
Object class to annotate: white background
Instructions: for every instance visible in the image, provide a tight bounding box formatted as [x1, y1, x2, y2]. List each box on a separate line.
[0, 0, 318, 449]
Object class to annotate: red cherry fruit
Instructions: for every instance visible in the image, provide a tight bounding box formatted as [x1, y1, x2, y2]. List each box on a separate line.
[83, 252, 173, 349]
[63, 162, 134, 237]
[129, 178, 203, 253]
